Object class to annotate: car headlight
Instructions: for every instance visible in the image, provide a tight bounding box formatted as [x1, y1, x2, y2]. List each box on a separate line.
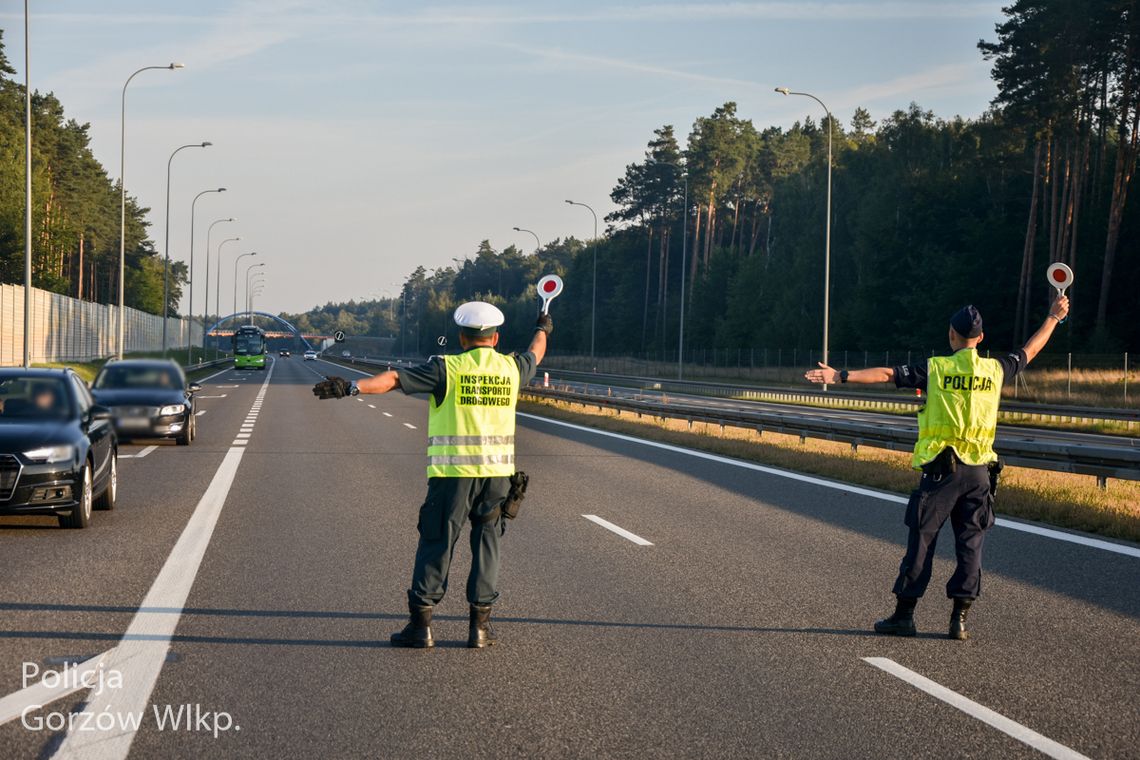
[23, 444, 76, 463]
[158, 404, 185, 416]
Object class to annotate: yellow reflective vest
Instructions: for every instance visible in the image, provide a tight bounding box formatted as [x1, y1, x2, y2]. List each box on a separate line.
[912, 348, 1003, 468]
[426, 347, 520, 478]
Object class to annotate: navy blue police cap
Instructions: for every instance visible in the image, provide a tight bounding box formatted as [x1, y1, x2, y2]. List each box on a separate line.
[950, 305, 983, 338]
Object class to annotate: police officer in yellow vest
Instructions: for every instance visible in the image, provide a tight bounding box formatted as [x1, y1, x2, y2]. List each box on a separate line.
[805, 295, 1069, 639]
[313, 302, 549, 648]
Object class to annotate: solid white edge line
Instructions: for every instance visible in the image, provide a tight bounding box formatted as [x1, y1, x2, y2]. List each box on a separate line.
[582, 514, 654, 546]
[0, 649, 115, 727]
[519, 413, 1140, 559]
[862, 658, 1090, 760]
[52, 365, 274, 760]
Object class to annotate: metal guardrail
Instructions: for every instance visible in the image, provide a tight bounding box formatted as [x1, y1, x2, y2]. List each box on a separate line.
[539, 368, 1140, 425]
[324, 355, 1140, 484]
[184, 357, 232, 373]
[523, 387, 1140, 485]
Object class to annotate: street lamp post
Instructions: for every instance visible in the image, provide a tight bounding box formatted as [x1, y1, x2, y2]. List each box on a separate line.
[188, 188, 225, 364]
[161, 141, 211, 355]
[22, 0, 31, 367]
[204, 219, 235, 355]
[118, 62, 183, 359]
[245, 264, 265, 324]
[565, 200, 598, 358]
[215, 238, 241, 357]
[776, 86, 833, 389]
[233, 252, 258, 319]
[512, 226, 541, 253]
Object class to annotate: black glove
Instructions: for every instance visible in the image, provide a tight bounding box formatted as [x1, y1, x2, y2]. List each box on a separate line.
[535, 313, 553, 335]
[313, 376, 354, 400]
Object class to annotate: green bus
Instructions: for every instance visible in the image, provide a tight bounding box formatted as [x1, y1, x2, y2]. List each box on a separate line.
[232, 325, 267, 370]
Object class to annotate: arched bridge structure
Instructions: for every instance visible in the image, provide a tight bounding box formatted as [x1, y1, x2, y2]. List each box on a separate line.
[205, 312, 330, 352]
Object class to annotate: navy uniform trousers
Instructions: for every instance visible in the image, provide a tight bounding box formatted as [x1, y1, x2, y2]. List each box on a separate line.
[893, 463, 995, 600]
[408, 476, 510, 608]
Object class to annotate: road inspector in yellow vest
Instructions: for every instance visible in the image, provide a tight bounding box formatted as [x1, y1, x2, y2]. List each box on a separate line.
[314, 302, 550, 648]
[805, 295, 1069, 640]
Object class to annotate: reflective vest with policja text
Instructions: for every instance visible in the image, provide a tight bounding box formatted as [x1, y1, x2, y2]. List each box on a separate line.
[912, 348, 1003, 469]
[427, 347, 520, 478]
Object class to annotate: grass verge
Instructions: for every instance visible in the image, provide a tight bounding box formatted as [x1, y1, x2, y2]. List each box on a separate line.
[520, 397, 1140, 544]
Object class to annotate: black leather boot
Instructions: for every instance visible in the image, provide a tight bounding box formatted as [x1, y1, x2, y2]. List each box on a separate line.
[874, 596, 918, 637]
[390, 604, 434, 648]
[467, 604, 497, 649]
[948, 598, 972, 640]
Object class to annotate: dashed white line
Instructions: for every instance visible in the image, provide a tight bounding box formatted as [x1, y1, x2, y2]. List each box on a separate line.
[862, 658, 1090, 760]
[368, 404, 376, 409]
[119, 445, 157, 460]
[383, 412, 392, 418]
[403, 422, 417, 429]
[582, 514, 653, 545]
[195, 410, 207, 417]
[195, 394, 227, 399]
[520, 414, 1140, 559]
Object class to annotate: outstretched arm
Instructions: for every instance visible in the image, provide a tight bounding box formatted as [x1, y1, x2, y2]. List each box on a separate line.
[805, 364, 895, 385]
[357, 370, 400, 395]
[1021, 295, 1069, 365]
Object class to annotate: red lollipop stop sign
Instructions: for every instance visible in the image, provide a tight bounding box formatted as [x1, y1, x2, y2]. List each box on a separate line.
[537, 274, 564, 314]
[1046, 262, 1074, 295]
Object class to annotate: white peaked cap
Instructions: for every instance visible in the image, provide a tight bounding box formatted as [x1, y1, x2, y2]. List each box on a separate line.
[453, 301, 505, 330]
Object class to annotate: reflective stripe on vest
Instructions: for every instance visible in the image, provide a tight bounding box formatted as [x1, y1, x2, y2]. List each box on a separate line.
[912, 348, 1003, 468]
[426, 347, 520, 478]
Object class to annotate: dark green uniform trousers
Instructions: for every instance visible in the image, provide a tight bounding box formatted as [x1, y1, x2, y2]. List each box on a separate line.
[408, 476, 510, 608]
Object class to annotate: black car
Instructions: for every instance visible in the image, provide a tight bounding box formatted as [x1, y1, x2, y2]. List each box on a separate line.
[91, 360, 201, 445]
[0, 368, 117, 528]
[279, 350, 290, 358]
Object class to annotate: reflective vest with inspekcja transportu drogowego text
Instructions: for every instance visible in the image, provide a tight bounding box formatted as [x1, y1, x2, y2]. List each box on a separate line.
[912, 348, 1003, 469]
[427, 347, 520, 478]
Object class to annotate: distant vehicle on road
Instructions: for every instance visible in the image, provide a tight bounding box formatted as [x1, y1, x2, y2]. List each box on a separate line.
[91, 360, 201, 446]
[304, 350, 318, 361]
[0, 368, 117, 528]
[279, 349, 291, 358]
[341, 350, 351, 358]
[233, 325, 267, 370]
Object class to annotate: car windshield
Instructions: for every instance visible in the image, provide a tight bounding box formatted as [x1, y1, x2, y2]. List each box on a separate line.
[94, 365, 183, 390]
[0, 377, 71, 420]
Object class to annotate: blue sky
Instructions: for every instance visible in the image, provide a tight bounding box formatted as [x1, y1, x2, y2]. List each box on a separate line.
[3, 1, 1005, 316]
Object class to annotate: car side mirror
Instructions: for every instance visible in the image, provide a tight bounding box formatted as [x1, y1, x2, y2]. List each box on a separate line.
[188, 383, 202, 394]
[88, 405, 113, 422]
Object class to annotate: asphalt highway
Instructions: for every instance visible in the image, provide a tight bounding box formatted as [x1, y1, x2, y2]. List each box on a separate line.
[0, 355, 1137, 759]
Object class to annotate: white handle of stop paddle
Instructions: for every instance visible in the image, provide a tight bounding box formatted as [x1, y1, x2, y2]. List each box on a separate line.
[537, 274, 563, 314]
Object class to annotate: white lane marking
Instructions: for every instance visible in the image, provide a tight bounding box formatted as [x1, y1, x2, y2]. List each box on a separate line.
[236, 433, 251, 439]
[119, 445, 158, 460]
[403, 422, 417, 429]
[383, 412, 392, 418]
[519, 414, 1140, 560]
[368, 404, 376, 409]
[862, 658, 1090, 760]
[582, 514, 654, 545]
[53, 364, 274, 760]
[195, 410, 207, 417]
[195, 367, 230, 383]
[0, 649, 115, 727]
[232, 439, 248, 445]
[214, 385, 239, 388]
[195, 394, 227, 399]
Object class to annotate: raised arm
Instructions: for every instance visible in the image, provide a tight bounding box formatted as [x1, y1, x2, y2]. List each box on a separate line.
[1021, 295, 1069, 365]
[530, 313, 552, 365]
[805, 364, 895, 385]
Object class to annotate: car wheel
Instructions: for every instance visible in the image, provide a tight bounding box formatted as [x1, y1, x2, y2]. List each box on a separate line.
[60, 462, 93, 529]
[177, 416, 193, 446]
[94, 452, 117, 511]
